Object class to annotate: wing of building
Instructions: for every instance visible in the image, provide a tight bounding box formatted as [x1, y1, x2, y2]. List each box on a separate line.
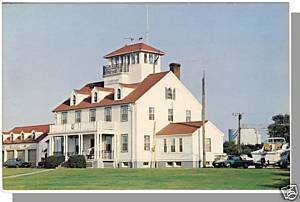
[49, 42, 225, 168]
[2, 124, 51, 166]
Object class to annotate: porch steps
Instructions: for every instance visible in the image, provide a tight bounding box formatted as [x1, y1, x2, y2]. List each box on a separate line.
[103, 162, 114, 168]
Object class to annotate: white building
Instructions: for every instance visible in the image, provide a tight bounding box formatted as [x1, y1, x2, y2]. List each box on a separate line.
[228, 128, 262, 145]
[2, 124, 50, 166]
[49, 42, 225, 168]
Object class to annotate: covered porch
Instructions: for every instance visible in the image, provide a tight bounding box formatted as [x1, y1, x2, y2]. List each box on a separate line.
[49, 133, 116, 163]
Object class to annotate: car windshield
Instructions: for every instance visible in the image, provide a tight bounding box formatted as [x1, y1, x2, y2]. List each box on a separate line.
[229, 156, 240, 160]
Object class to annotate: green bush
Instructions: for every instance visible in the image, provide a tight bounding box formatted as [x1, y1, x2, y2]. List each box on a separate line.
[65, 155, 86, 168]
[45, 156, 65, 169]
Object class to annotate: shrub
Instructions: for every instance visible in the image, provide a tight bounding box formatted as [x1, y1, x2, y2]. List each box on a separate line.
[65, 155, 86, 168]
[44, 155, 65, 169]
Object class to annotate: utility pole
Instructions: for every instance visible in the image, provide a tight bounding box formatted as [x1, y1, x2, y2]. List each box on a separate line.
[232, 113, 243, 154]
[202, 71, 206, 168]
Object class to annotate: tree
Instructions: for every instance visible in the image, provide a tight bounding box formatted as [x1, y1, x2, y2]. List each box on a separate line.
[268, 114, 290, 142]
[223, 141, 263, 157]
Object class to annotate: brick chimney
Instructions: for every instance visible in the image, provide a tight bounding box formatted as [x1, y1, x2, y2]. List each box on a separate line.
[169, 63, 181, 80]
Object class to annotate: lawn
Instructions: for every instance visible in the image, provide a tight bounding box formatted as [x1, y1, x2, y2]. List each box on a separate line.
[2, 168, 41, 177]
[2, 168, 290, 190]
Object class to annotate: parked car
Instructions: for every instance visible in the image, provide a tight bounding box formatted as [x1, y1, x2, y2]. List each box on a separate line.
[4, 158, 32, 168]
[213, 155, 254, 168]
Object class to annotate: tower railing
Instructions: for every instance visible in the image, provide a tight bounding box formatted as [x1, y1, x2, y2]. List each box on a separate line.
[103, 63, 129, 76]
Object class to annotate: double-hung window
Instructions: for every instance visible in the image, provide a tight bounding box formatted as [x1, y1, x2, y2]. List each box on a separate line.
[121, 134, 128, 152]
[205, 138, 212, 152]
[163, 139, 167, 152]
[89, 109, 96, 122]
[75, 110, 81, 123]
[179, 138, 183, 152]
[144, 135, 150, 151]
[149, 107, 155, 120]
[168, 109, 173, 122]
[186, 110, 191, 122]
[104, 107, 112, 122]
[62, 112, 68, 124]
[121, 105, 128, 122]
[171, 138, 176, 152]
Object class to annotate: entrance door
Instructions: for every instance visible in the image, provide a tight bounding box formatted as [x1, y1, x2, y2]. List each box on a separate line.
[103, 135, 113, 159]
[104, 136, 112, 151]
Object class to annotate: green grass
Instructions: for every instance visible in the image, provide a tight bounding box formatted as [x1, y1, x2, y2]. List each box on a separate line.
[2, 168, 41, 177]
[2, 168, 290, 190]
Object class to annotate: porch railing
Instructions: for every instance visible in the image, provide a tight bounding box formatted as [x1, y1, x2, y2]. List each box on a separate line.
[102, 150, 114, 160]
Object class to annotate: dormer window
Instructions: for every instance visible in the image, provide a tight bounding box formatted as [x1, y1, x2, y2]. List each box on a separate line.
[10, 134, 13, 141]
[32, 132, 36, 140]
[117, 89, 121, 100]
[127, 54, 130, 65]
[21, 133, 24, 140]
[72, 95, 76, 105]
[94, 92, 98, 103]
[136, 53, 139, 64]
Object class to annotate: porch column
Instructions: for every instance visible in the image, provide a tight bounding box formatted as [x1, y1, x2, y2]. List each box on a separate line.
[80, 134, 84, 155]
[14, 150, 17, 159]
[49, 136, 52, 156]
[25, 149, 29, 162]
[99, 134, 102, 160]
[4, 150, 7, 162]
[78, 134, 82, 155]
[94, 133, 97, 159]
[65, 135, 69, 160]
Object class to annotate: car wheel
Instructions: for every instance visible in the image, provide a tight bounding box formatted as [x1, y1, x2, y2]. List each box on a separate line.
[243, 163, 249, 169]
[225, 163, 231, 168]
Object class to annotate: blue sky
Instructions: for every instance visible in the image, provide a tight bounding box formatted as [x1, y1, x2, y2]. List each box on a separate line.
[2, 3, 289, 140]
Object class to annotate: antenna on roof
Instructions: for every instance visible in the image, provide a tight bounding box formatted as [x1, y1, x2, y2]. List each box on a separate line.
[145, 4, 150, 44]
[124, 37, 134, 44]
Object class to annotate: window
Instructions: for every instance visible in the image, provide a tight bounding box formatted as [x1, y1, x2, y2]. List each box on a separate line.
[144, 53, 148, 63]
[144, 135, 150, 151]
[62, 112, 68, 124]
[32, 132, 36, 140]
[165, 87, 173, 99]
[168, 108, 173, 122]
[179, 138, 183, 152]
[149, 53, 153, 64]
[89, 109, 96, 122]
[186, 110, 191, 122]
[165, 87, 176, 100]
[127, 54, 130, 65]
[117, 89, 121, 99]
[131, 53, 135, 64]
[136, 53, 139, 64]
[10, 134, 13, 141]
[72, 95, 76, 105]
[121, 134, 128, 152]
[164, 139, 167, 152]
[122, 162, 129, 167]
[94, 92, 98, 103]
[143, 162, 149, 166]
[173, 88, 176, 100]
[75, 110, 81, 123]
[120, 105, 128, 122]
[149, 107, 155, 120]
[166, 162, 173, 167]
[21, 133, 24, 140]
[171, 138, 176, 152]
[175, 162, 182, 167]
[104, 107, 112, 122]
[205, 138, 212, 152]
